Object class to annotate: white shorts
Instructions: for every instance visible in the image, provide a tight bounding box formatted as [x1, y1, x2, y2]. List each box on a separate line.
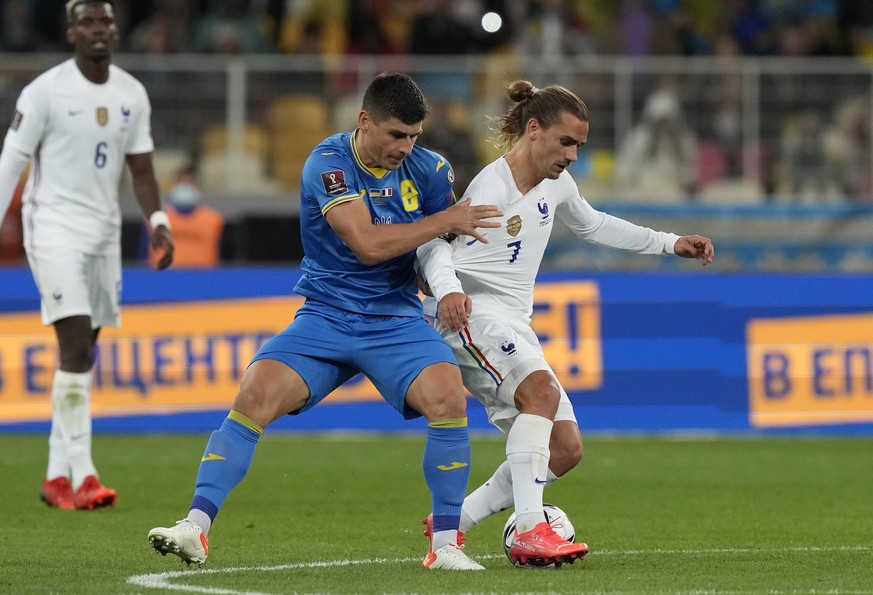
[438, 314, 578, 434]
[25, 244, 121, 328]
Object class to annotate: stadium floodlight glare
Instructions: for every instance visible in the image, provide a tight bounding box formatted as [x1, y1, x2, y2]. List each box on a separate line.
[481, 11, 503, 33]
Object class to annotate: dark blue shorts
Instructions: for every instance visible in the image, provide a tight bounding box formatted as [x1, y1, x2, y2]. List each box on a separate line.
[251, 300, 457, 419]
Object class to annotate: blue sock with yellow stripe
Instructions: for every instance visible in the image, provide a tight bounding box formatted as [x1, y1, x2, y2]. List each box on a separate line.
[190, 410, 262, 522]
[423, 417, 471, 534]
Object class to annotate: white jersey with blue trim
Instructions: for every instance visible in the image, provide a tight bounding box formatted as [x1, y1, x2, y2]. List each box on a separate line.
[3, 59, 154, 253]
[423, 156, 678, 323]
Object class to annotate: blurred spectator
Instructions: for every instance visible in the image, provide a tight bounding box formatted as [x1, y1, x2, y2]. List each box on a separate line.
[278, 0, 347, 55]
[724, 0, 775, 55]
[410, 0, 478, 54]
[190, 0, 273, 54]
[0, 0, 37, 51]
[513, 0, 596, 61]
[615, 86, 698, 202]
[779, 111, 829, 201]
[142, 163, 225, 267]
[618, 0, 654, 56]
[409, 0, 478, 101]
[824, 97, 872, 203]
[345, 0, 411, 55]
[127, 0, 195, 54]
[420, 99, 479, 193]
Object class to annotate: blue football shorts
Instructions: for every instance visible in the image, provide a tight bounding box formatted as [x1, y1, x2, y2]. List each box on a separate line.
[251, 300, 457, 419]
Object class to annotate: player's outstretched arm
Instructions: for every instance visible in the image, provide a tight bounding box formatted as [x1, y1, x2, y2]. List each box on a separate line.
[673, 235, 714, 266]
[440, 197, 502, 243]
[327, 198, 501, 266]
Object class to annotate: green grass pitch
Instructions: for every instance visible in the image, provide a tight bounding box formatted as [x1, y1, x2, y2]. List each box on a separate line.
[1, 432, 871, 594]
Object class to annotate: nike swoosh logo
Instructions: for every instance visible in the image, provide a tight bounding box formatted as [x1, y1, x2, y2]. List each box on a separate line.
[466, 238, 479, 246]
[201, 453, 226, 462]
[68, 110, 83, 116]
[535, 477, 547, 485]
[436, 160, 446, 172]
[321, 151, 335, 156]
[437, 462, 469, 471]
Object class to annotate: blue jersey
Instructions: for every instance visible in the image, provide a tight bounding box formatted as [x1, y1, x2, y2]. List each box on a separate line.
[295, 131, 455, 317]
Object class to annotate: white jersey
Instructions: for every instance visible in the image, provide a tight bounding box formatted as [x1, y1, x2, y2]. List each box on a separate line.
[3, 59, 154, 253]
[419, 156, 680, 324]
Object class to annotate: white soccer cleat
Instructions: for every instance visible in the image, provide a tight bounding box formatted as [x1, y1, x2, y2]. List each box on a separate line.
[148, 519, 209, 567]
[422, 543, 485, 570]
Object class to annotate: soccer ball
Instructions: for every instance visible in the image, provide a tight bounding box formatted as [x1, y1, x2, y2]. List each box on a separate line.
[502, 503, 576, 565]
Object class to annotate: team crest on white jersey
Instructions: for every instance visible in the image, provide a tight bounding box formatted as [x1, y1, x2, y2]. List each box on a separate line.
[506, 215, 522, 237]
[96, 107, 109, 126]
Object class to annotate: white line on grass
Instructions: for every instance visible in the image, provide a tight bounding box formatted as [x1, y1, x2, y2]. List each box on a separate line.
[128, 546, 873, 595]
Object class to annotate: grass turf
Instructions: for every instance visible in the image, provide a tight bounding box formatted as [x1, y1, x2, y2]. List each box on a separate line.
[0, 433, 870, 594]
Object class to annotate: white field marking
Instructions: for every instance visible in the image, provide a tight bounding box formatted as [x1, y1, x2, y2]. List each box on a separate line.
[129, 546, 873, 595]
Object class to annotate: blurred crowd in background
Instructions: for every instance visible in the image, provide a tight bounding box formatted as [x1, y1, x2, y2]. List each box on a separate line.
[3, 0, 873, 59]
[2, 0, 873, 270]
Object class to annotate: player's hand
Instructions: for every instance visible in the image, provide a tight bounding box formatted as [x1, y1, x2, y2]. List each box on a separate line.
[151, 225, 174, 270]
[442, 197, 502, 244]
[674, 235, 714, 267]
[438, 292, 472, 332]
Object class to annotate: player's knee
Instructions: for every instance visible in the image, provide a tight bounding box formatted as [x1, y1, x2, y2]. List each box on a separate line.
[417, 389, 467, 422]
[515, 376, 560, 418]
[59, 342, 94, 373]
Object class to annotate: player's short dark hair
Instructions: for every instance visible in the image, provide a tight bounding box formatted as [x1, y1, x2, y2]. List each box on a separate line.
[66, 0, 114, 22]
[362, 73, 429, 125]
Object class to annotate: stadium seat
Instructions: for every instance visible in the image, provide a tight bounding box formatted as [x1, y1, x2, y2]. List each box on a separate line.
[268, 95, 332, 190]
[200, 123, 269, 159]
[269, 95, 330, 134]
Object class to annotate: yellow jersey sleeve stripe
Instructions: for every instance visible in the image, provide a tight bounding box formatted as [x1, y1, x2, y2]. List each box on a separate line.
[428, 417, 468, 428]
[322, 192, 363, 214]
[229, 410, 264, 435]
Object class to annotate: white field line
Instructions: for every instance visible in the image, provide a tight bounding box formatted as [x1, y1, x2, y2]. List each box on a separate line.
[128, 545, 873, 595]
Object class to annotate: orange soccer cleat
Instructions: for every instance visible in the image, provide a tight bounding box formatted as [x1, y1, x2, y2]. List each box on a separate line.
[73, 475, 117, 510]
[508, 521, 589, 567]
[40, 477, 75, 510]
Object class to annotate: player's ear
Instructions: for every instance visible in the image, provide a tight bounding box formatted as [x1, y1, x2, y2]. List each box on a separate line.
[526, 118, 540, 138]
[358, 110, 370, 132]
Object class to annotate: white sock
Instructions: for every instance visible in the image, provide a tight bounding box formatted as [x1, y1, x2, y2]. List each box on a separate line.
[460, 461, 513, 532]
[187, 509, 212, 536]
[431, 529, 460, 551]
[506, 413, 553, 534]
[46, 414, 69, 481]
[50, 370, 96, 490]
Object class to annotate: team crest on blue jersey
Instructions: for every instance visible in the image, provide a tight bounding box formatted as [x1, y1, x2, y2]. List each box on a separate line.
[506, 215, 522, 237]
[96, 107, 108, 126]
[321, 169, 348, 195]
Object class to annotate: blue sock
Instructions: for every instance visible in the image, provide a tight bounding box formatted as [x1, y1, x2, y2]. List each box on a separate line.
[423, 418, 471, 533]
[190, 411, 262, 522]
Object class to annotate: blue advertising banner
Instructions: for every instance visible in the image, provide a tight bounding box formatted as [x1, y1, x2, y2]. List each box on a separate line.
[1, 266, 872, 435]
